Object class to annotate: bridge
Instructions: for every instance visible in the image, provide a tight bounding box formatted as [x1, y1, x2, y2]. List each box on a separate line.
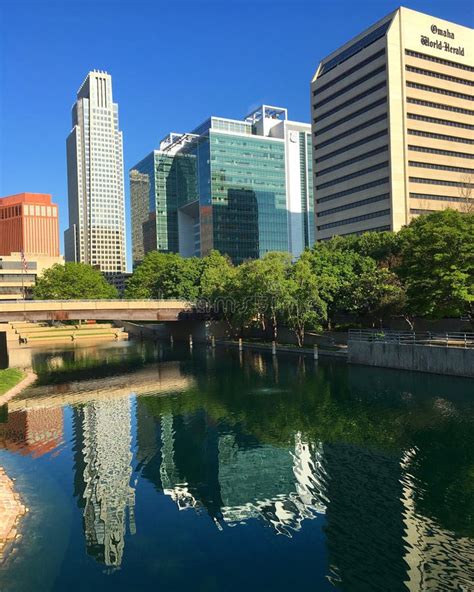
[0, 299, 193, 322]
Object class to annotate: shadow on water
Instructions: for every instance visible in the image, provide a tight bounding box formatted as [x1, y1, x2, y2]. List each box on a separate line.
[0, 341, 473, 592]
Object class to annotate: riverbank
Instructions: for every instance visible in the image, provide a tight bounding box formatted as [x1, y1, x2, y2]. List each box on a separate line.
[0, 370, 37, 405]
[0, 467, 27, 561]
[216, 339, 347, 358]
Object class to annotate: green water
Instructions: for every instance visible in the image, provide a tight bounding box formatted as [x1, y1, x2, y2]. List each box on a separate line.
[0, 340, 473, 591]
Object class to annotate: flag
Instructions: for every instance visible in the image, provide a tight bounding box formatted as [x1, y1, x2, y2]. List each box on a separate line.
[20, 250, 28, 272]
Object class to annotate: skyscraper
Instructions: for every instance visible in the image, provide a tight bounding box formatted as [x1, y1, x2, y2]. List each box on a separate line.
[65, 70, 126, 272]
[310, 7, 473, 240]
[130, 106, 314, 266]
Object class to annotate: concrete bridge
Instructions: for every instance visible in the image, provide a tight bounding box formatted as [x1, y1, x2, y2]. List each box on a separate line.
[0, 299, 193, 322]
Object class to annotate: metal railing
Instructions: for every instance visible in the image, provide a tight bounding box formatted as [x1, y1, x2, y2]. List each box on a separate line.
[348, 329, 474, 349]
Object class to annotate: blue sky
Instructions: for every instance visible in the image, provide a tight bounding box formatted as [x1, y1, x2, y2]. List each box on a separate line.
[1, 0, 473, 269]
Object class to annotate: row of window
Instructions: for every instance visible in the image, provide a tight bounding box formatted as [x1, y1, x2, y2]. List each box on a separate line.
[316, 97, 386, 136]
[316, 161, 388, 190]
[317, 193, 389, 217]
[314, 65, 386, 109]
[315, 114, 387, 151]
[315, 81, 386, 121]
[405, 49, 474, 73]
[407, 129, 474, 145]
[317, 209, 390, 231]
[406, 81, 473, 102]
[316, 177, 389, 204]
[315, 146, 388, 177]
[410, 177, 474, 188]
[410, 192, 472, 203]
[406, 97, 474, 116]
[409, 161, 474, 174]
[407, 112, 474, 131]
[405, 65, 474, 87]
[314, 49, 385, 96]
[408, 145, 473, 160]
[315, 130, 388, 164]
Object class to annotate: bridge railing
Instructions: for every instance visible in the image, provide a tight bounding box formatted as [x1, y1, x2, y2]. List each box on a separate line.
[0, 298, 193, 304]
[348, 329, 474, 349]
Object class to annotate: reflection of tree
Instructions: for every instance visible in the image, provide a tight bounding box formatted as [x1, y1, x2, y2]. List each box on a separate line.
[73, 398, 135, 567]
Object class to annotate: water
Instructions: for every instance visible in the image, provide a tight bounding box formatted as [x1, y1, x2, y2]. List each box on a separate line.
[0, 340, 473, 592]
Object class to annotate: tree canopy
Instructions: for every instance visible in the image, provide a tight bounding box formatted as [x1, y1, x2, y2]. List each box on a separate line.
[34, 263, 118, 299]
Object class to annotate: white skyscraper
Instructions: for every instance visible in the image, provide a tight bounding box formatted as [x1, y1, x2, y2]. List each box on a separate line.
[65, 70, 126, 273]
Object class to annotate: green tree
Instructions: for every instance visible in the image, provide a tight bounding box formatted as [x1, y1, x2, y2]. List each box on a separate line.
[285, 254, 327, 346]
[397, 209, 474, 318]
[33, 263, 118, 299]
[125, 251, 203, 300]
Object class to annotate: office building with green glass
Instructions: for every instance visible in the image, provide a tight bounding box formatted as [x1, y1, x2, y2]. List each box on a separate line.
[130, 106, 314, 265]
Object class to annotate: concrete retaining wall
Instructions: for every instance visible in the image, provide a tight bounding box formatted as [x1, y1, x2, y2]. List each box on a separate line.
[348, 341, 474, 378]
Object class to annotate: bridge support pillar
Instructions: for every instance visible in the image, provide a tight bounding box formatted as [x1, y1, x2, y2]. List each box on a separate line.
[0, 332, 9, 369]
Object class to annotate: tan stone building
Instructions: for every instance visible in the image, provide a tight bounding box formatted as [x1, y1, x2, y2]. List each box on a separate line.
[0, 253, 64, 300]
[311, 7, 473, 240]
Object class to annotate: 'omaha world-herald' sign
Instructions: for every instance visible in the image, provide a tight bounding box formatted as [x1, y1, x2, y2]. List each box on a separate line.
[420, 24, 465, 56]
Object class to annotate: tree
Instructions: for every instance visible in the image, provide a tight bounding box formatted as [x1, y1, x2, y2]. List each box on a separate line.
[33, 263, 118, 299]
[349, 231, 402, 269]
[397, 209, 474, 318]
[199, 250, 237, 322]
[125, 251, 203, 300]
[285, 254, 327, 346]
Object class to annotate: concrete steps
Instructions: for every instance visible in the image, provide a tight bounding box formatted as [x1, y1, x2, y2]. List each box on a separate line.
[8, 322, 127, 344]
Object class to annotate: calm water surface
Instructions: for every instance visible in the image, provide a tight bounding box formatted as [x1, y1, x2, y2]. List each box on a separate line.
[0, 341, 473, 592]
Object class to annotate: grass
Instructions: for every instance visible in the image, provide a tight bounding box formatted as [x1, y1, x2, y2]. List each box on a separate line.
[0, 368, 25, 396]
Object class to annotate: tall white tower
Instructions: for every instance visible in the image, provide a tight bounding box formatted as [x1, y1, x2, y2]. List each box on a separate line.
[65, 70, 126, 273]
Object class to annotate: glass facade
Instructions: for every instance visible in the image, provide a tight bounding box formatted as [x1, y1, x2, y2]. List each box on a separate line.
[130, 106, 315, 264]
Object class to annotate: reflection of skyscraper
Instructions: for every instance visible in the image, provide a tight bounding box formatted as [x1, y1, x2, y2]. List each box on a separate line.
[73, 398, 135, 567]
[218, 432, 327, 535]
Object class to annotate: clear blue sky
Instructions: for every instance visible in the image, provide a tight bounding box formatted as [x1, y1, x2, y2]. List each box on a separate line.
[1, 0, 473, 269]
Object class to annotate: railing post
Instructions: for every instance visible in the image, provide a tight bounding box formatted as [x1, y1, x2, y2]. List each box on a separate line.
[189, 334, 193, 349]
[446, 333, 449, 347]
[272, 341, 276, 356]
[239, 337, 243, 352]
[313, 344, 318, 360]
[211, 335, 216, 349]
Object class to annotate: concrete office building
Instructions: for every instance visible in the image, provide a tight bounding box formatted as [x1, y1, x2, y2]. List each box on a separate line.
[0, 253, 64, 300]
[65, 70, 126, 272]
[311, 7, 473, 240]
[130, 106, 314, 266]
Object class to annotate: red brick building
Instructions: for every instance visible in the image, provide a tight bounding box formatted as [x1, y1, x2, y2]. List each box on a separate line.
[0, 193, 60, 257]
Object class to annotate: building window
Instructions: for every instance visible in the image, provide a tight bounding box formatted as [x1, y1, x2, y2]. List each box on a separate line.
[406, 81, 474, 102]
[314, 81, 386, 121]
[407, 112, 474, 130]
[314, 66, 386, 109]
[407, 145, 473, 160]
[315, 146, 388, 177]
[316, 177, 389, 204]
[313, 49, 385, 96]
[410, 192, 472, 203]
[409, 177, 474, 188]
[407, 129, 474, 145]
[316, 161, 388, 190]
[315, 114, 387, 150]
[317, 193, 390, 217]
[405, 49, 474, 73]
[315, 130, 388, 163]
[406, 65, 474, 87]
[317, 209, 390, 230]
[316, 97, 386, 136]
[409, 161, 474, 174]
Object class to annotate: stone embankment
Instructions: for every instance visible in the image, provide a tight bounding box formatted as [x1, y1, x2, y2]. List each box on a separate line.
[0, 467, 27, 561]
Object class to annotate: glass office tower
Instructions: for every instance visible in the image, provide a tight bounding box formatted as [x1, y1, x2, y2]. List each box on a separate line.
[130, 106, 314, 266]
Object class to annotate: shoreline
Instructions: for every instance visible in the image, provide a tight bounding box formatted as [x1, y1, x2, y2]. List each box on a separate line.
[0, 371, 37, 406]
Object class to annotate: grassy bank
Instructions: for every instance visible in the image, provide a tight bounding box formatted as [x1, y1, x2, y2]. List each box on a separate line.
[0, 368, 25, 396]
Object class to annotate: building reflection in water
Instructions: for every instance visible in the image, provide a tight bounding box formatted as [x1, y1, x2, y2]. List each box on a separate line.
[0, 407, 63, 458]
[137, 404, 328, 537]
[73, 397, 135, 568]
